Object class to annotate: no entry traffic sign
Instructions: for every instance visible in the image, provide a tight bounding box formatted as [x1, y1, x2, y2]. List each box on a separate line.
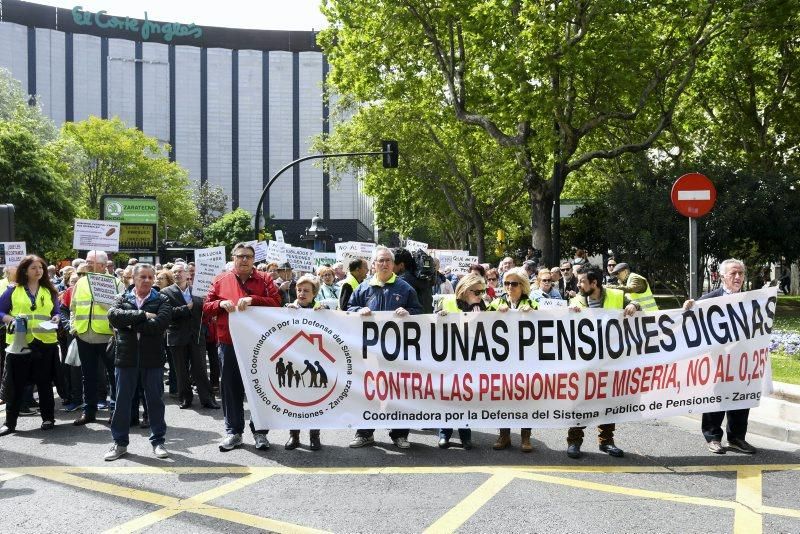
[671, 173, 716, 218]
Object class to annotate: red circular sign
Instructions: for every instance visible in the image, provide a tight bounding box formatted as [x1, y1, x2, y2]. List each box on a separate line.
[671, 173, 717, 218]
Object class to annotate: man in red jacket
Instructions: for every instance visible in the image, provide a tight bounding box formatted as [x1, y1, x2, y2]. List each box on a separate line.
[203, 243, 281, 452]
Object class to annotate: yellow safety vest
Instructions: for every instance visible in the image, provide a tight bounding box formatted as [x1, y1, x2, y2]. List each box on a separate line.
[6, 285, 57, 344]
[628, 273, 658, 311]
[570, 288, 625, 309]
[344, 273, 360, 292]
[440, 295, 460, 312]
[72, 275, 120, 335]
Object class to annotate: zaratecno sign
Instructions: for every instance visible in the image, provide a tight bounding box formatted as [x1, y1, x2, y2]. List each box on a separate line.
[229, 286, 776, 430]
[71, 6, 203, 41]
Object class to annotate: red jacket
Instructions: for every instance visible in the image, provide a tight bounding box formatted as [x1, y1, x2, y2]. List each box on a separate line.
[202, 269, 281, 344]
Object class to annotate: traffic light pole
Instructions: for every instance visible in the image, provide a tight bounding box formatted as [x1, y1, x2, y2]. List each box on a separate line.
[253, 148, 394, 240]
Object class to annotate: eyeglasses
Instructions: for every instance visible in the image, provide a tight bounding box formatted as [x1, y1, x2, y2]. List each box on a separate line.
[375, 258, 393, 264]
[560, 268, 571, 272]
[607, 263, 616, 267]
[503, 281, 520, 288]
[469, 289, 486, 296]
[234, 254, 254, 260]
[486, 277, 498, 282]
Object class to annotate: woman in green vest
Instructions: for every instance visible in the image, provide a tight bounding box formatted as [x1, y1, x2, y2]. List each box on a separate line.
[434, 272, 489, 450]
[487, 267, 538, 452]
[0, 255, 61, 436]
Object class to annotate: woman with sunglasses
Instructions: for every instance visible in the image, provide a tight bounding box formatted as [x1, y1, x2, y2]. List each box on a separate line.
[487, 267, 538, 452]
[434, 273, 488, 450]
[531, 268, 562, 304]
[0, 255, 61, 436]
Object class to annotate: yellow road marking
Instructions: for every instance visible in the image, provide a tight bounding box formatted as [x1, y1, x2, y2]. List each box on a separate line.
[0, 471, 22, 482]
[422, 472, 515, 533]
[734, 466, 763, 534]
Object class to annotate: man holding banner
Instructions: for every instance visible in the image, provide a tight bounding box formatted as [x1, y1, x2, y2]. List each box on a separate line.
[683, 258, 756, 455]
[203, 243, 281, 452]
[347, 246, 422, 449]
[567, 264, 640, 459]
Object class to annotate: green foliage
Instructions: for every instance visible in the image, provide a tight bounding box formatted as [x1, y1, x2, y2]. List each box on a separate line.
[203, 208, 254, 254]
[0, 68, 58, 143]
[61, 117, 198, 238]
[0, 121, 77, 260]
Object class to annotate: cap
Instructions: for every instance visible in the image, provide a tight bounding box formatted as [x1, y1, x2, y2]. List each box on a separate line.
[611, 262, 629, 274]
[278, 262, 292, 270]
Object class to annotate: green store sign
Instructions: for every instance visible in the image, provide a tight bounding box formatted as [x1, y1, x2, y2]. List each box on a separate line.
[71, 6, 203, 42]
[103, 197, 159, 224]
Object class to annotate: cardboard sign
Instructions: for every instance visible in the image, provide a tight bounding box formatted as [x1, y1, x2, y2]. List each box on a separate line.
[193, 246, 227, 298]
[243, 240, 268, 262]
[285, 246, 315, 273]
[335, 242, 375, 264]
[275, 230, 285, 243]
[450, 255, 479, 275]
[0, 242, 26, 268]
[267, 241, 287, 264]
[73, 219, 121, 252]
[87, 273, 120, 306]
[314, 252, 338, 268]
[405, 239, 428, 252]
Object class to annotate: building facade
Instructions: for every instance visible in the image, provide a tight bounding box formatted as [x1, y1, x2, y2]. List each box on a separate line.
[0, 0, 374, 246]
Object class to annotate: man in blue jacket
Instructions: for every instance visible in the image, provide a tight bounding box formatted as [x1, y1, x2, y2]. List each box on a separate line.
[347, 246, 422, 449]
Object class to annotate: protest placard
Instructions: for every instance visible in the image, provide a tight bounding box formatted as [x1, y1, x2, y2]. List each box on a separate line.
[285, 246, 315, 273]
[87, 273, 121, 306]
[314, 252, 337, 267]
[405, 239, 428, 252]
[266, 241, 287, 264]
[193, 246, 227, 298]
[0, 242, 26, 268]
[537, 298, 568, 309]
[73, 219, 121, 252]
[450, 255, 479, 275]
[275, 230, 285, 243]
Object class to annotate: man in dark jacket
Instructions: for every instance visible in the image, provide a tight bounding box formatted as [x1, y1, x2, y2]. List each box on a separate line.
[161, 262, 218, 410]
[393, 247, 433, 314]
[683, 258, 756, 455]
[105, 264, 172, 461]
[348, 246, 422, 449]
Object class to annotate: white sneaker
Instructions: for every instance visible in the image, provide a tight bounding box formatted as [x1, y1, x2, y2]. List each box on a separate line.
[392, 436, 411, 449]
[153, 444, 169, 459]
[349, 435, 375, 448]
[219, 433, 243, 451]
[104, 443, 127, 461]
[253, 433, 270, 451]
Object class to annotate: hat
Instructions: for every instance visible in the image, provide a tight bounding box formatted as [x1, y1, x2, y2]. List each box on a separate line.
[278, 262, 292, 270]
[611, 262, 629, 274]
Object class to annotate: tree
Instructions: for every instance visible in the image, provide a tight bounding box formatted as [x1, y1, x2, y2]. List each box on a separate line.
[0, 68, 58, 143]
[321, 0, 735, 264]
[193, 181, 229, 228]
[203, 208, 254, 254]
[0, 121, 77, 259]
[62, 117, 198, 238]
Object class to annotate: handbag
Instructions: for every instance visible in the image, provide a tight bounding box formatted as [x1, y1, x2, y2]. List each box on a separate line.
[65, 338, 81, 366]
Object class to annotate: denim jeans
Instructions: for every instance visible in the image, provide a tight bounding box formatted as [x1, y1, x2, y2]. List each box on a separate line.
[111, 366, 166, 447]
[218, 343, 267, 436]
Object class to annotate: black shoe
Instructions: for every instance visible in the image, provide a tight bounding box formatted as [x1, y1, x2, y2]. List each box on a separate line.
[461, 439, 473, 450]
[202, 400, 220, 409]
[73, 413, 96, 426]
[727, 438, 756, 454]
[130, 419, 140, 427]
[0, 425, 15, 436]
[309, 435, 321, 451]
[567, 443, 582, 459]
[140, 416, 149, 428]
[599, 443, 624, 457]
[179, 401, 192, 409]
[41, 420, 55, 430]
[285, 434, 300, 450]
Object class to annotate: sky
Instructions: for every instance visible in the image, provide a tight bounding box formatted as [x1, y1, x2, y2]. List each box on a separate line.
[27, 0, 330, 31]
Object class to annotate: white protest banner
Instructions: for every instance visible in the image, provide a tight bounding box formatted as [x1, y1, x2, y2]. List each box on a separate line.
[405, 239, 428, 252]
[229, 286, 776, 430]
[275, 230, 285, 243]
[73, 219, 121, 252]
[266, 241, 287, 264]
[193, 246, 227, 298]
[315, 252, 337, 267]
[285, 246, 315, 273]
[87, 273, 121, 306]
[0, 242, 26, 268]
[335, 241, 374, 264]
[537, 298, 568, 309]
[450, 255, 479, 275]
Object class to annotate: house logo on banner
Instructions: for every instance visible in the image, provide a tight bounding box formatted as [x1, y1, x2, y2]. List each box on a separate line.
[249, 314, 353, 418]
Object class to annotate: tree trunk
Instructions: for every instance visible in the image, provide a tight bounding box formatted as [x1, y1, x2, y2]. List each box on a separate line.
[474, 215, 486, 262]
[529, 178, 554, 266]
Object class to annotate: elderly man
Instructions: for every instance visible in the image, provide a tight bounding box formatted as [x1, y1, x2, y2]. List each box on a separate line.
[162, 262, 219, 410]
[559, 261, 578, 300]
[683, 258, 756, 454]
[609, 262, 658, 311]
[204, 243, 281, 452]
[567, 264, 640, 459]
[71, 250, 124, 425]
[105, 264, 172, 460]
[498, 256, 515, 284]
[348, 246, 422, 449]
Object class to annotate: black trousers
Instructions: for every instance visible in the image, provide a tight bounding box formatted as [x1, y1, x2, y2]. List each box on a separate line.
[357, 428, 409, 440]
[3, 341, 56, 429]
[170, 342, 213, 405]
[702, 409, 750, 442]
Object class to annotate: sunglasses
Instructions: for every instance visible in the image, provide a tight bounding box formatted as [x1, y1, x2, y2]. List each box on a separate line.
[469, 289, 486, 296]
[486, 277, 498, 282]
[560, 268, 571, 271]
[503, 281, 521, 288]
[540, 279, 553, 283]
[608, 263, 616, 267]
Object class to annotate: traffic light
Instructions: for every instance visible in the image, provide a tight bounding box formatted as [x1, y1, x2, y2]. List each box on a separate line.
[381, 140, 399, 168]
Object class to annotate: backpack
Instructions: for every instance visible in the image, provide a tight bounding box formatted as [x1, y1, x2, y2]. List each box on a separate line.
[413, 249, 436, 282]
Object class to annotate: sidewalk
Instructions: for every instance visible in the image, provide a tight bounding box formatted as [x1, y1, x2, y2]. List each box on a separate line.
[683, 381, 800, 445]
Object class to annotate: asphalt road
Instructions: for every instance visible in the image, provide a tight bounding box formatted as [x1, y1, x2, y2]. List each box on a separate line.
[1, 398, 799, 533]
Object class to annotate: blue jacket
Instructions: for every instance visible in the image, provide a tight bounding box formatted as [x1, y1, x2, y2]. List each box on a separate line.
[347, 274, 423, 315]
